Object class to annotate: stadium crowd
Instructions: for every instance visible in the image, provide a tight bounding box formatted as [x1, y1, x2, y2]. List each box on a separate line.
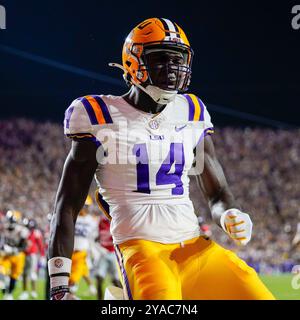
[0, 118, 299, 293]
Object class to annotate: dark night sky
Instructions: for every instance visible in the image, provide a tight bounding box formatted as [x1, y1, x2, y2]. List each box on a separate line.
[0, 0, 299, 127]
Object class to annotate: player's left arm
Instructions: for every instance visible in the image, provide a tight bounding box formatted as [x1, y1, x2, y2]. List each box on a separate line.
[195, 135, 253, 245]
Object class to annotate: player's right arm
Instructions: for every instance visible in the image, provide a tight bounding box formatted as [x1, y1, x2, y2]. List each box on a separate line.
[48, 140, 98, 258]
[47, 98, 102, 300]
[48, 140, 98, 299]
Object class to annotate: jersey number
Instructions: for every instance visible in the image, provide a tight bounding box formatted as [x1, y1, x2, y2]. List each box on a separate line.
[133, 143, 185, 195]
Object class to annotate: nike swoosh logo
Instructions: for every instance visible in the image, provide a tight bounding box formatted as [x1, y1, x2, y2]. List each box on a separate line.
[175, 125, 187, 132]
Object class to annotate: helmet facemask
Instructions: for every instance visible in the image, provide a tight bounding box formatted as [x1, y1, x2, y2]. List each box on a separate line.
[140, 43, 193, 93]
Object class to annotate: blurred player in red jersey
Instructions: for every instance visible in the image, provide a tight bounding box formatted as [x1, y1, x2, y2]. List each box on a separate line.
[93, 213, 121, 299]
[19, 218, 45, 300]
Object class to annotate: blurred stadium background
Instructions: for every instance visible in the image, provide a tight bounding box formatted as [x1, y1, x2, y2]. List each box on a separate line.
[0, 1, 299, 299]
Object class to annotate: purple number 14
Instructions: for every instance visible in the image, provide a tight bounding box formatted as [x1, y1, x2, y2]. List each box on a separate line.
[133, 143, 185, 195]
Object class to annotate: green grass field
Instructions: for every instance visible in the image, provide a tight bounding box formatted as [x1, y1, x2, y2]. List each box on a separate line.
[260, 274, 300, 300]
[1, 274, 299, 300]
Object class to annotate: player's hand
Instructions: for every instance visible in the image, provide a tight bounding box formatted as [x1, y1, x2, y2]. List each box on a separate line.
[220, 208, 253, 245]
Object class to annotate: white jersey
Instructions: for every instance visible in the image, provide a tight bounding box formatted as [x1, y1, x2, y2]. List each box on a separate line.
[64, 94, 214, 244]
[73, 214, 97, 251]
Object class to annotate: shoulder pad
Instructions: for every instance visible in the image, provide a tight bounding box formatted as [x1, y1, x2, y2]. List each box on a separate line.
[181, 93, 206, 121]
[64, 95, 113, 142]
[181, 93, 214, 134]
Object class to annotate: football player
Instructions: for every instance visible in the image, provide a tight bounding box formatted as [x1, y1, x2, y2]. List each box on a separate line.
[68, 195, 97, 297]
[0, 214, 7, 292]
[48, 18, 275, 300]
[19, 218, 45, 300]
[1, 211, 28, 300]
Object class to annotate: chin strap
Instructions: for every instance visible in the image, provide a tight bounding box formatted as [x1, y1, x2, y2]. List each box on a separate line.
[109, 63, 177, 104]
[143, 85, 177, 105]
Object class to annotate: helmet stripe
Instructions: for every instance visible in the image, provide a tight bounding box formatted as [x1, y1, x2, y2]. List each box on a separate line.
[158, 18, 170, 36]
[162, 18, 176, 32]
[173, 22, 181, 38]
[161, 18, 179, 40]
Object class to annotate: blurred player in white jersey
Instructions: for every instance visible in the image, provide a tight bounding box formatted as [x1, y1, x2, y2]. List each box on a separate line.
[0, 211, 28, 300]
[48, 18, 274, 300]
[69, 196, 97, 296]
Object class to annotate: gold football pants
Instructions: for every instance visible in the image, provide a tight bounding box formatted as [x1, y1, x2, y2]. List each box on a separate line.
[115, 236, 275, 300]
[70, 250, 89, 284]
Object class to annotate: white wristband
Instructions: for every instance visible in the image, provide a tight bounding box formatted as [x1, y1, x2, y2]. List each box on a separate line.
[211, 202, 225, 225]
[50, 276, 69, 289]
[48, 257, 72, 276]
